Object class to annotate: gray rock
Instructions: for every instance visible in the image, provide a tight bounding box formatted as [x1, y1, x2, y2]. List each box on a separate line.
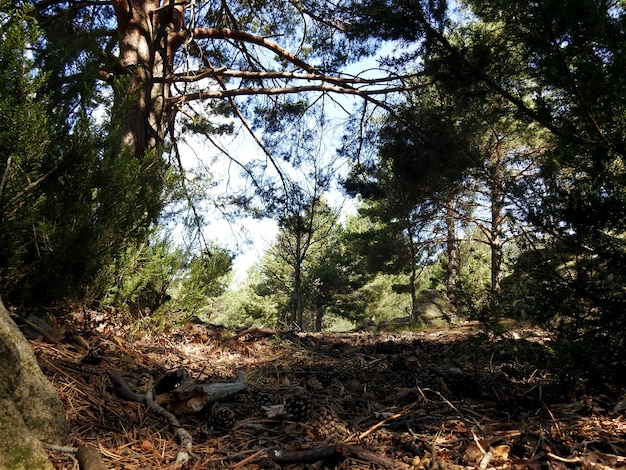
[413, 289, 457, 325]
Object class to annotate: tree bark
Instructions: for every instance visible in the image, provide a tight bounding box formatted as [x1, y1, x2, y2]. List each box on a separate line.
[110, 0, 183, 157]
[488, 153, 505, 302]
[445, 198, 459, 307]
[0, 297, 69, 469]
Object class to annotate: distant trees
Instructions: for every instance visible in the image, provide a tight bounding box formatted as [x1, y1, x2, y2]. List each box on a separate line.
[345, 0, 626, 251]
[341, 0, 626, 363]
[342, 86, 490, 317]
[260, 190, 341, 330]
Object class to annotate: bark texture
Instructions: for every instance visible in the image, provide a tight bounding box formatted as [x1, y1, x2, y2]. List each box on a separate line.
[110, 0, 183, 156]
[0, 297, 69, 469]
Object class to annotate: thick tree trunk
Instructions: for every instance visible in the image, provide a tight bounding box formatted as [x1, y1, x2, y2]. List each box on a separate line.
[0, 297, 69, 469]
[110, 0, 183, 157]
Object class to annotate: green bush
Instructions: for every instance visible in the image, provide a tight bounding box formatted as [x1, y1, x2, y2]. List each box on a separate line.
[94, 230, 231, 330]
[501, 234, 626, 375]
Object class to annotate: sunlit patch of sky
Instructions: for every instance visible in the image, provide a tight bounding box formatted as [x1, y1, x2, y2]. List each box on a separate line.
[173, 101, 358, 282]
[169, 42, 405, 282]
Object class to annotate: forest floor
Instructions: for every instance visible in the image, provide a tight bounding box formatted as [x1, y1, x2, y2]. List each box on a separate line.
[35, 310, 626, 469]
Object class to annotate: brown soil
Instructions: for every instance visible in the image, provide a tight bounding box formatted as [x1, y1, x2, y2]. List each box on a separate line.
[36, 315, 626, 469]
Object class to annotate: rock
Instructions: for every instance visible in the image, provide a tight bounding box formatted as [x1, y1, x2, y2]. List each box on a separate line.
[0, 297, 70, 470]
[413, 289, 457, 325]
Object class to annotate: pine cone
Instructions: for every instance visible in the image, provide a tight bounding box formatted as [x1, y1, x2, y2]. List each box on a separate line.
[310, 407, 349, 440]
[253, 391, 274, 411]
[210, 403, 236, 432]
[316, 371, 333, 387]
[285, 393, 312, 422]
[81, 345, 104, 365]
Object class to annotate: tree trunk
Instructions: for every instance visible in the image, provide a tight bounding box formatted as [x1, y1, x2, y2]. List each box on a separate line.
[490, 180, 505, 301]
[488, 151, 505, 303]
[0, 297, 69, 469]
[315, 309, 323, 332]
[110, 0, 183, 157]
[409, 267, 418, 322]
[445, 198, 458, 307]
[406, 219, 419, 323]
[291, 262, 302, 329]
[289, 227, 302, 329]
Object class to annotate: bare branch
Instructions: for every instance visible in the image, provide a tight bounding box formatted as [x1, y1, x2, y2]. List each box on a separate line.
[167, 28, 432, 128]
[168, 68, 425, 86]
[171, 27, 318, 74]
[169, 83, 414, 105]
[195, 54, 290, 193]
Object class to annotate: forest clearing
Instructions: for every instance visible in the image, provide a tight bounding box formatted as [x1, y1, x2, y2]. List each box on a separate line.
[2, 0, 626, 468]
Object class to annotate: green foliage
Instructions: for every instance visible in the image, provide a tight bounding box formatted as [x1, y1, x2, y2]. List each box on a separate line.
[357, 273, 413, 321]
[97, 231, 232, 327]
[0, 1, 173, 305]
[257, 194, 345, 330]
[501, 234, 626, 370]
[341, 205, 414, 276]
[98, 236, 183, 315]
[170, 247, 233, 317]
[461, 0, 626, 365]
[212, 281, 279, 329]
[455, 236, 498, 311]
[0, 6, 48, 172]
[1, 122, 169, 304]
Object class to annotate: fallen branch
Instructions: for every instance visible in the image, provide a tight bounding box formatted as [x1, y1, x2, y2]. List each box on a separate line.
[145, 380, 193, 466]
[108, 371, 144, 403]
[358, 402, 418, 440]
[108, 370, 246, 466]
[234, 327, 290, 340]
[171, 371, 247, 414]
[244, 444, 410, 469]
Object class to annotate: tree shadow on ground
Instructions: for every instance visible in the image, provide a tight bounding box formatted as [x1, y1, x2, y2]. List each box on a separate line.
[38, 318, 626, 469]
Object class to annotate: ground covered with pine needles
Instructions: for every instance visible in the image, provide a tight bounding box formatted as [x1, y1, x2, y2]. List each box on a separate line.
[35, 310, 626, 469]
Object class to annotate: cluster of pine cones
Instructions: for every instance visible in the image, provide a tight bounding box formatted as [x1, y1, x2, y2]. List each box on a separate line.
[207, 386, 349, 440]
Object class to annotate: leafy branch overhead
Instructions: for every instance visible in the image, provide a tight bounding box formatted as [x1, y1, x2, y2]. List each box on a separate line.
[32, 0, 429, 162]
[4, 0, 626, 364]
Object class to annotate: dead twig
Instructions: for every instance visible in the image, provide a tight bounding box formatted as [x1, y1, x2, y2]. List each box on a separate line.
[358, 402, 418, 440]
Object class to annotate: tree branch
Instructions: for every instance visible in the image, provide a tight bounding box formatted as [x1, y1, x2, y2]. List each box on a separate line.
[171, 27, 319, 74]
[1, 163, 63, 221]
[169, 27, 428, 121]
[169, 83, 413, 105]
[169, 68, 424, 86]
